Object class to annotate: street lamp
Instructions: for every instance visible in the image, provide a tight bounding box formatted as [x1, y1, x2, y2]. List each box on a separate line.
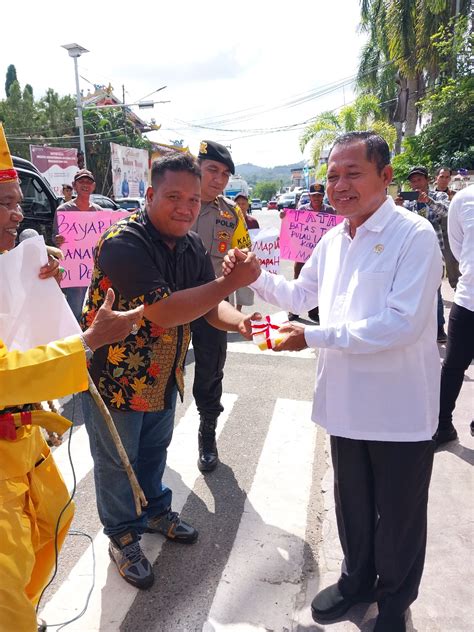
[62, 43, 89, 168]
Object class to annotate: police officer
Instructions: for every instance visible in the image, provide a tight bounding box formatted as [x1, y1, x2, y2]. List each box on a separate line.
[192, 140, 251, 472]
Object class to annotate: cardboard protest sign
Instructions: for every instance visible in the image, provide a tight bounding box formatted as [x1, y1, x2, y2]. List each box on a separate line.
[249, 227, 280, 274]
[279, 209, 343, 263]
[58, 211, 129, 287]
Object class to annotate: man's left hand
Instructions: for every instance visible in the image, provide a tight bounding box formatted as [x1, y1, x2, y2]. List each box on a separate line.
[273, 324, 308, 352]
[39, 253, 62, 284]
[418, 190, 430, 204]
[238, 311, 262, 340]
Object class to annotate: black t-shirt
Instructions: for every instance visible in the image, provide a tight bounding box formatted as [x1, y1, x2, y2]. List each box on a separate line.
[81, 210, 215, 412]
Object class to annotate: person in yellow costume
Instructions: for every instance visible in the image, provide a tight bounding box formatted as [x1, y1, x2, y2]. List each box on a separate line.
[0, 123, 144, 632]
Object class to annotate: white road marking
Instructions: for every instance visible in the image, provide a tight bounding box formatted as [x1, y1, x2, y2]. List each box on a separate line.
[205, 398, 316, 631]
[40, 394, 238, 631]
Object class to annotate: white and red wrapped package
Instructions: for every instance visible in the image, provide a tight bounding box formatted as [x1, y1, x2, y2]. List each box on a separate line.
[250, 312, 289, 351]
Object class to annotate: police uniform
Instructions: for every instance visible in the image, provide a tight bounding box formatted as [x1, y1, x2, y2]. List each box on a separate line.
[191, 141, 250, 471]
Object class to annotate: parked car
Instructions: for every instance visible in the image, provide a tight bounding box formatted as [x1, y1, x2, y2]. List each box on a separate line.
[90, 194, 120, 210]
[297, 192, 310, 208]
[115, 197, 145, 212]
[13, 156, 60, 244]
[267, 199, 278, 210]
[277, 192, 298, 210]
[251, 198, 263, 210]
[261, 200, 268, 207]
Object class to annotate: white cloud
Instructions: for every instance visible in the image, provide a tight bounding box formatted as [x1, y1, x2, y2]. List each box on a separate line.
[2, 0, 365, 166]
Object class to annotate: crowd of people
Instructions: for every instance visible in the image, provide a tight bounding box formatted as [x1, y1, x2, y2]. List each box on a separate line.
[1, 120, 473, 632]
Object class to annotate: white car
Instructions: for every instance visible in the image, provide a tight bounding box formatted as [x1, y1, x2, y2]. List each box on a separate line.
[115, 197, 145, 212]
[251, 198, 263, 210]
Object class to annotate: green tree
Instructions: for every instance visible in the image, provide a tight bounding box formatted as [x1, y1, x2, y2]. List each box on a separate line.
[252, 180, 278, 200]
[83, 107, 153, 194]
[357, 0, 471, 139]
[5, 64, 17, 97]
[300, 94, 397, 166]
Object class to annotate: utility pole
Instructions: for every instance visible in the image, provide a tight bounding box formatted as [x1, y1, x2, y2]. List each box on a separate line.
[62, 43, 89, 168]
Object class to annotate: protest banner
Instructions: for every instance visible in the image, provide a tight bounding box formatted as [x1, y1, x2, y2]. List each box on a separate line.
[111, 143, 149, 198]
[29, 145, 78, 197]
[249, 227, 280, 274]
[279, 209, 343, 263]
[57, 210, 129, 288]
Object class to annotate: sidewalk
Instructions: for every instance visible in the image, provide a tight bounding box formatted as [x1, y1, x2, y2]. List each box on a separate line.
[315, 279, 474, 632]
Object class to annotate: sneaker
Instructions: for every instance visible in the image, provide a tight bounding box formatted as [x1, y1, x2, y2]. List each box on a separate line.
[437, 327, 447, 343]
[108, 532, 154, 589]
[146, 510, 198, 543]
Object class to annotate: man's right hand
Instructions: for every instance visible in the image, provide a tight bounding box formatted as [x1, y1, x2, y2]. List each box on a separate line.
[222, 248, 261, 284]
[82, 288, 144, 351]
[394, 196, 404, 206]
[55, 234, 66, 247]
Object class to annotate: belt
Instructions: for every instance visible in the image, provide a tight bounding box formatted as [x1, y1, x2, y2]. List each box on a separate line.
[0, 410, 72, 440]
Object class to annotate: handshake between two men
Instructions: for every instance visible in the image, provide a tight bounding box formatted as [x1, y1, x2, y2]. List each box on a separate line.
[223, 248, 309, 352]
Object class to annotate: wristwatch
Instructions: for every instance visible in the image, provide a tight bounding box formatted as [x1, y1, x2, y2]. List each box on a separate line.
[79, 334, 93, 360]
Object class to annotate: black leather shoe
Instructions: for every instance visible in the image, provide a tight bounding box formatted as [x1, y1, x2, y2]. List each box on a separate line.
[198, 419, 218, 472]
[374, 612, 406, 632]
[433, 424, 458, 448]
[311, 583, 374, 623]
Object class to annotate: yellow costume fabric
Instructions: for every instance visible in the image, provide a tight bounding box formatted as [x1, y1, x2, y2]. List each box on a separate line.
[0, 335, 87, 632]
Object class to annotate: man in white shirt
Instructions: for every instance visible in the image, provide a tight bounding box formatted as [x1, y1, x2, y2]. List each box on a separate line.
[434, 185, 474, 446]
[224, 132, 442, 632]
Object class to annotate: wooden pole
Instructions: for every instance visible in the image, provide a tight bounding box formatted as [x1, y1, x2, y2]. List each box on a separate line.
[87, 374, 147, 516]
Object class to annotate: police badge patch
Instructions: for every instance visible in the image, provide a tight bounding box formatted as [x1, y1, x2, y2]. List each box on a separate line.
[199, 141, 208, 154]
[218, 241, 227, 253]
[217, 230, 230, 241]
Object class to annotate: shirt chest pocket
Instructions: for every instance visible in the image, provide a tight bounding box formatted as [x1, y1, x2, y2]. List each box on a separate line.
[346, 271, 391, 321]
[211, 218, 235, 257]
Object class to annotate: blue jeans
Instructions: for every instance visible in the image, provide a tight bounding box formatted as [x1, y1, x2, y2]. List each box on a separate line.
[83, 389, 177, 537]
[63, 286, 87, 322]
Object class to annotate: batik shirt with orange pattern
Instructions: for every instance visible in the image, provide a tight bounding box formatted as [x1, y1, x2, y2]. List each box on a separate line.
[81, 210, 216, 412]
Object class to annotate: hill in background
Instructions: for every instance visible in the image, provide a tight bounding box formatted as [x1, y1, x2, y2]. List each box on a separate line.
[235, 161, 304, 186]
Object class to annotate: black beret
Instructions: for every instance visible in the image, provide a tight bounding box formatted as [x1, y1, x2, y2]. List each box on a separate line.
[198, 140, 235, 174]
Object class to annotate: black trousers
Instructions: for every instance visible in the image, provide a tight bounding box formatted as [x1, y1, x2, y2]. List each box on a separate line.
[330, 436, 434, 619]
[293, 261, 319, 321]
[438, 303, 474, 430]
[191, 316, 227, 422]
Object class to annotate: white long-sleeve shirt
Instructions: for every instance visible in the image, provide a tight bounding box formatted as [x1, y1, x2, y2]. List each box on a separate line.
[252, 197, 443, 441]
[448, 185, 474, 312]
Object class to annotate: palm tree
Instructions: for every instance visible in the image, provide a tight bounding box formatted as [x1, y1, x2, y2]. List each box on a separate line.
[300, 94, 397, 167]
[357, 0, 470, 140]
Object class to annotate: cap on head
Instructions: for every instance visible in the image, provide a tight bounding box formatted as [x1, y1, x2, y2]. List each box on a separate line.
[198, 140, 235, 175]
[309, 183, 325, 196]
[234, 192, 249, 201]
[407, 166, 429, 180]
[74, 169, 95, 183]
[0, 123, 18, 183]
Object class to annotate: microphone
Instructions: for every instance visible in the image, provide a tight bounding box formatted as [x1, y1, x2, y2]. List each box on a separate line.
[19, 228, 40, 242]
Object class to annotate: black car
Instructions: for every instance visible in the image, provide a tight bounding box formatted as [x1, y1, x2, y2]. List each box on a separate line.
[12, 156, 119, 244]
[13, 156, 60, 244]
